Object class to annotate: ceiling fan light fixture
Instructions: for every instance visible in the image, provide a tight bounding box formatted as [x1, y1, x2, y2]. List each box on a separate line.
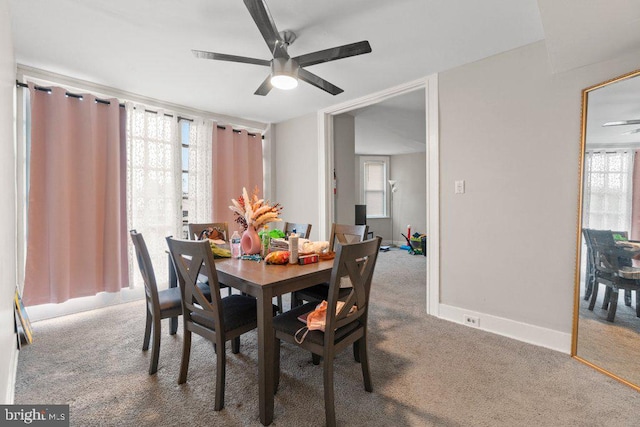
[270, 58, 299, 90]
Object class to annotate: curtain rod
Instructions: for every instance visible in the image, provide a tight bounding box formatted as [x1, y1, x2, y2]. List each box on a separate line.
[16, 81, 262, 138]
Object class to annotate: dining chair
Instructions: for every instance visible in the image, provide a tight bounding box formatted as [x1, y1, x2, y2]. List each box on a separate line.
[166, 236, 274, 411]
[187, 222, 232, 296]
[582, 228, 597, 301]
[291, 223, 369, 310]
[610, 230, 635, 307]
[283, 222, 312, 239]
[272, 237, 382, 427]
[587, 229, 640, 322]
[188, 222, 229, 241]
[130, 230, 212, 375]
[585, 229, 635, 306]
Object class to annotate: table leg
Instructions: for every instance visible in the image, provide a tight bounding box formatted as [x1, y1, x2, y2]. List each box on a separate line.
[168, 253, 178, 335]
[257, 288, 275, 425]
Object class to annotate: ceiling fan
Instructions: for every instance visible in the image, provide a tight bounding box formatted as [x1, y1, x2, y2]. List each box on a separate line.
[192, 0, 372, 96]
[602, 119, 640, 135]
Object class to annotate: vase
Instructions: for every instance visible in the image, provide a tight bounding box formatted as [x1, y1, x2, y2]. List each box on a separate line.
[241, 226, 262, 255]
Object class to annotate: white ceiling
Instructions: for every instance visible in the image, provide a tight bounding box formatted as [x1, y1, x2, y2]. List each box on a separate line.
[538, 0, 640, 74]
[9, 0, 545, 125]
[351, 89, 426, 155]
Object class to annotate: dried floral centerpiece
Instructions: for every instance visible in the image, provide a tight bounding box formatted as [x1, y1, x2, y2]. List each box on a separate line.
[229, 187, 282, 254]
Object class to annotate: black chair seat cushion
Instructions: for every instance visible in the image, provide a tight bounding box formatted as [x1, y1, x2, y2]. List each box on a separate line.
[158, 286, 182, 313]
[296, 283, 352, 303]
[190, 295, 278, 332]
[272, 302, 361, 346]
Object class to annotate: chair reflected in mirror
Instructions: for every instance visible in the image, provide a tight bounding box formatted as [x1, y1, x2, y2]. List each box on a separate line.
[585, 229, 640, 322]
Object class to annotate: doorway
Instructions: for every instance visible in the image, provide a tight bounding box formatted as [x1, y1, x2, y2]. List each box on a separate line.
[317, 75, 439, 315]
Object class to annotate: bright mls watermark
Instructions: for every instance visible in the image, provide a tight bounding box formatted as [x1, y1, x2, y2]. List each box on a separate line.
[1, 405, 69, 426]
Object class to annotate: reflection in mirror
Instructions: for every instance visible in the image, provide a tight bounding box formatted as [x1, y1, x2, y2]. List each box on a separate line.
[574, 69, 640, 392]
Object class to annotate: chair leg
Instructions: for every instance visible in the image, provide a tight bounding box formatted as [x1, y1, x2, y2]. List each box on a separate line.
[607, 290, 619, 322]
[291, 292, 302, 310]
[274, 337, 281, 395]
[358, 336, 373, 392]
[636, 290, 640, 317]
[178, 329, 192, 384]
[624, 289, 632, 306]
[353, 341, 360, 363]
[323, 353, 336, 427]
[231, 336, 240, 354]
[277, 295, 283, 314]
[588, 282, 599, 311]
[149, 316, 161, 375]
[602, 287, 612, 309]
[142, 308, 152, 351]
[214, 341, 226, 411]
[584, 275, 594, 301]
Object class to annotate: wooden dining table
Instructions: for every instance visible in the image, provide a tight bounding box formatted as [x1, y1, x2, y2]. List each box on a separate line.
[168, 255, 334, 425]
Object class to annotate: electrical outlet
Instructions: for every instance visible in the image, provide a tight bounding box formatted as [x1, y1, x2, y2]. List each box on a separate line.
[455, 180, 465, 194]
[463, 314, 480, 328]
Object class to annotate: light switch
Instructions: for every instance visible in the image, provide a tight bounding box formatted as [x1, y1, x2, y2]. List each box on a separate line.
[455, 180, 465, 194]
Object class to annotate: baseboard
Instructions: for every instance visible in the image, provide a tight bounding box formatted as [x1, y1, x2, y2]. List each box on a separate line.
[438, 304, 571, 354]
[26, 288, 145, 322]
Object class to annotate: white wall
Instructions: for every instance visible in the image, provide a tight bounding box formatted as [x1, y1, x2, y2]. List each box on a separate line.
[274, 40, 640, 351]
[0, 0, 18, 403]
[273, 113, 321, 240]
[333, 115, 355, 225]
[438, 40, 640, 336]
[390, 152, 427, 241]
[358, 153, 427, 245]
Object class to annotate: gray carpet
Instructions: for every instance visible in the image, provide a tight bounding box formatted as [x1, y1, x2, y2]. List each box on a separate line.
[577, 287, 640, 387]
[14, 249, 640, 426]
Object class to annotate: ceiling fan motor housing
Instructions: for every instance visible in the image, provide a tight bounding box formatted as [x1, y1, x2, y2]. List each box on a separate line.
[271, 58, 299, 89]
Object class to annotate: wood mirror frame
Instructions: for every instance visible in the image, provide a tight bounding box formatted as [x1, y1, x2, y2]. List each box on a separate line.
[573, 68, 640, 392]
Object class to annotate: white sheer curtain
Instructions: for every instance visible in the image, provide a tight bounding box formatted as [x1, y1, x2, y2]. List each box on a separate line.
[188, 119, 214, 223]
[583, 150, 634, 231]
[126, 103, 181, 288]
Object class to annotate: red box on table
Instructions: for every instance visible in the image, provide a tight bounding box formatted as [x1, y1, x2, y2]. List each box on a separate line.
[298, 254, 319, 265]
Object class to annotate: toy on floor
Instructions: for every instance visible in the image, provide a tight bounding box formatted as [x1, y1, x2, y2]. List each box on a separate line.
[401, 232, 427, 256]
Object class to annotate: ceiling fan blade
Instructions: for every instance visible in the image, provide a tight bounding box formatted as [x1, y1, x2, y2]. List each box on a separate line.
[298, 68, 343, 96]
[243, 0, 288, 58]
[192, 50, 271, 67]
[602, 119, 640, 127]
[254, 75, 273, 96]
[622, 128, 640, 135]
[293, 41, 372, 67]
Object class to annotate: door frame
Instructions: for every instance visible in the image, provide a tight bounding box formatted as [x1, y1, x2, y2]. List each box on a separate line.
[317, 74, 440, 315]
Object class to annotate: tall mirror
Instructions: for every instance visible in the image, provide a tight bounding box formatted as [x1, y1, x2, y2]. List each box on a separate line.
[574, 69, 640, 391]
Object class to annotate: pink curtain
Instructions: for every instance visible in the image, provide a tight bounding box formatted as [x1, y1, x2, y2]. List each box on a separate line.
[211, 126, 263, 233]
[631, 150, 640, 242]
[23, 84, 128, 306]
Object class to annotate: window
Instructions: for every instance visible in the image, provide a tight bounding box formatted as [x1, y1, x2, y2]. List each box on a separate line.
[359, 156, 389, 218]
[583, 150, 634, 231]
[181, 120, 190, 238]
